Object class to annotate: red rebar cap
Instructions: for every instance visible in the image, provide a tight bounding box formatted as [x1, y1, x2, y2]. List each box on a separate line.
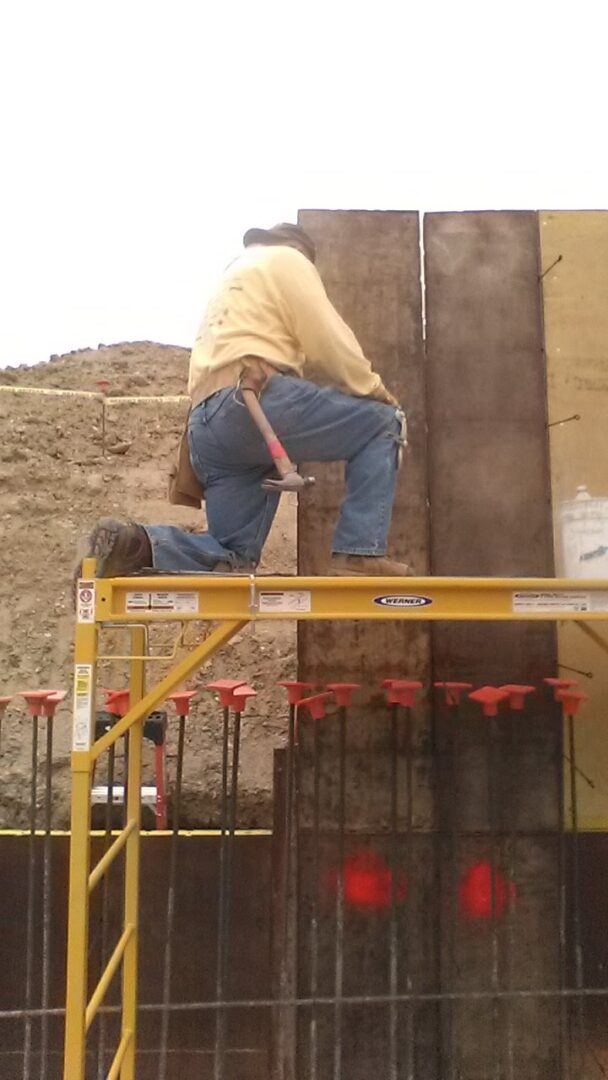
[298, 692, 332, 721]
[382, 679, 423, 707]
[468, 686, 510, 717]
[499, 685, 536, 711]
[206, 679, 247, 707]
[543, 677, 578, 700]
[42, 690, 67, 718]
[0, 696, 13, 715]
[276, 681, 315, 706]
[18, 690, 57, 717]
[102, 689, 131, 718]
[434, 682, 473, 706]
[555, 689, 589, 717]
[327, 683, 360, 707]
[232, 685, 257, 712]
[166, 690, 198, 716]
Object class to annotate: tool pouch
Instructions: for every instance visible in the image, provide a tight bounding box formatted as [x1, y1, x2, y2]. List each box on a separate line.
[168, 420, 204, 507]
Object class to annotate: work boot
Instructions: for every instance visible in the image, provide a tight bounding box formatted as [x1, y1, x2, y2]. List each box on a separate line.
[79, 517, 153, 577]
[328, 554, 413, 576]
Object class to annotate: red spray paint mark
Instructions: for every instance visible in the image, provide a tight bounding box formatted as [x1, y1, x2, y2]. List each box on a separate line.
[459, 860, 516, 920]
[326, 848, 408, 914]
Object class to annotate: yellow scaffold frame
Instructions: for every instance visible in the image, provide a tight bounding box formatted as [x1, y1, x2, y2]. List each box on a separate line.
[64, 561, 608, 1079]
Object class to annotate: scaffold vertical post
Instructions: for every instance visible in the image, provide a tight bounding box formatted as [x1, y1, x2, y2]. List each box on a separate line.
[63, 563, 97, 1080]
[120, 625, 146, 1079]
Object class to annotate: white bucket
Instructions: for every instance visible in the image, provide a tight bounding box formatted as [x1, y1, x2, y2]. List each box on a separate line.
[560, 486, 608, 579]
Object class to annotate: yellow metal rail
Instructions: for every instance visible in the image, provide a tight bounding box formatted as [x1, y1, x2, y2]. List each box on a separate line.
[64, 559, 608, 1079]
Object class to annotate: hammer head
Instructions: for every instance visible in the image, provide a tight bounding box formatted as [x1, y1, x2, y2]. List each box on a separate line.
[261, 472, 315, 493]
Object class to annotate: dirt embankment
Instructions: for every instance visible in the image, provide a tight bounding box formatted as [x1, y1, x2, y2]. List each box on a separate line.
[0, 343, 297, 828]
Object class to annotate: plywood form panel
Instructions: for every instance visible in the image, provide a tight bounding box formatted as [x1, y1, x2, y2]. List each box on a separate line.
[424, 211, 560, 1078]
[540, 210, 608, 829]
[295, 210, 435, 1076]
[297, 208, 428, 696]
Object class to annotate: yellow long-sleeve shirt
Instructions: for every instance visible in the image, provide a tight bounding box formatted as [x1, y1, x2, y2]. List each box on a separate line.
[188, 244, 397, 407]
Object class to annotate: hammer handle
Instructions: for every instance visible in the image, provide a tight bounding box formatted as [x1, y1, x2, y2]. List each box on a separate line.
[240, 386, 295, 480]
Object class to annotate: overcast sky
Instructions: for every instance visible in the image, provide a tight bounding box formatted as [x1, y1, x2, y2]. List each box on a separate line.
[0, 0, 604, 369]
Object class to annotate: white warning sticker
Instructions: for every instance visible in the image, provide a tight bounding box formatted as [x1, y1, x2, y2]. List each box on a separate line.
[77, 579, 95, 623]
[511, 590, 608, 614]
[125, 590, 199, 613]
[73, 663, 94, 750]
[151, 591, 199, 613]
[259, 590, 312, 613]
[126, 591, 151, 611]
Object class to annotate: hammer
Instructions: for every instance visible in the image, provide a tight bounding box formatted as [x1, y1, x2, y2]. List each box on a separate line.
[239, 360, 315, 493]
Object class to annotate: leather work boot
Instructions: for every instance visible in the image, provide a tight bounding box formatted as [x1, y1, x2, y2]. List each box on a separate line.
[328, 554, 413, 576]
[80, 517, 153, 577]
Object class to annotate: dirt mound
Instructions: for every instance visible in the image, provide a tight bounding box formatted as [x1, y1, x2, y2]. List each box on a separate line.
[0, 343, 296, 828]
[0, 341, 190, 397]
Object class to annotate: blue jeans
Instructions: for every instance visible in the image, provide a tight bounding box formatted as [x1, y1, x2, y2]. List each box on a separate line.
[145, 375, 400, 570]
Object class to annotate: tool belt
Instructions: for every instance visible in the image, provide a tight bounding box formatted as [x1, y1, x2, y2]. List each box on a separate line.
[167, 357, 283, 509]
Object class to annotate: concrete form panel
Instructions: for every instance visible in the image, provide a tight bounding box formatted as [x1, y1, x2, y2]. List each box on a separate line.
[294, 210, 434, 1077]
[540, 210, 608, 829]
[296, 208, 428, 697]
[424, 211, 561, 1078]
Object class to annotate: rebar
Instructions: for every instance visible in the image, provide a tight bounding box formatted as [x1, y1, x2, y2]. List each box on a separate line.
[332, 704, 346, 1080]
[158, 710, 187, 1080]
[309, 714, 321, 1080]
[388, 702, 399, 1080]
[23, 715, 38, 1080]
[40, 714, 54, 1080]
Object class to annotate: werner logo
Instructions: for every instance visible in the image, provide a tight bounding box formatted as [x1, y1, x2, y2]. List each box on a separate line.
[373, 594, 433, 608]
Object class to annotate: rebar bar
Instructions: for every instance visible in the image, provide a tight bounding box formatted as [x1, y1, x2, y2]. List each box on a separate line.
[309, 715, 321, 1080]
[214, 703, 231, 1080]
[23, 715, 38, 1080]
[332, 704, 346, 1080]
[40, 714, 54, 1080]
[158, 710, 187, 1080]
[388, 701, 399, 1080]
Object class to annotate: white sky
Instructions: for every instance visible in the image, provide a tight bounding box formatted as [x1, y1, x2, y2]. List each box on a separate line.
[0, 0, 605, 369]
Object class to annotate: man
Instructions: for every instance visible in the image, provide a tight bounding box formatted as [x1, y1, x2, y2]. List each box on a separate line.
[82, 222, 411, 577]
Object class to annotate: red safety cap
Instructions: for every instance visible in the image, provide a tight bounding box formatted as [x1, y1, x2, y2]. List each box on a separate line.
[42, 690, 67, 718]
[166, 690, 198, 717]
[434, 682, 473, 706]
[276, 681, 315, 706]
[543, 677, 578, 701]
[468, 686, 510, 717]
[0, 695, 13, 715]
[555, 689, 589, 717]
[298, 692, 332, 722]
[382, 679, 423, 708]
[102, 689, 131, 718]
[499, 685, 536, 711]
[327, 683, 360, 707]
[206, 679, 247, 708]
[18, 690, 54, 717]
[232, 685, 257, 713]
